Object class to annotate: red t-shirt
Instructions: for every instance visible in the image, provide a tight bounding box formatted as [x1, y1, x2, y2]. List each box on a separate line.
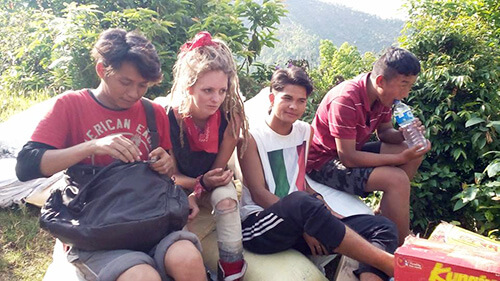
[307, 73, 392, 171]
[31, 89, 171, 166]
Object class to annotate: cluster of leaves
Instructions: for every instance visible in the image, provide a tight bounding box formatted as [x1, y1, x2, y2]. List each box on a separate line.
[303, 40, 375, 123]
[452, 152, 500, 238]
[0, 0, 286, 114]
[400, 0, 500, 237]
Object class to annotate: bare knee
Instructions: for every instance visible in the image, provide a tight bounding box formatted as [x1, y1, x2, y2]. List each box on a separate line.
[215, 198, 237, 211]
[381, 169, 410, 194]
[164, 240, 204, 280]
[368, 166, 411, 193]
[117, 264, 160, 281]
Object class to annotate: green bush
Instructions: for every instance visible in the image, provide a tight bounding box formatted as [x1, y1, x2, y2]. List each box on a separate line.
[0, 8, 56, 94]
[452, 135, 500, 238]
[400, 0, 500, 236]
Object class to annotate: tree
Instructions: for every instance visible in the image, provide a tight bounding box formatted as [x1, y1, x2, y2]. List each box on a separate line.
[0, 0, 286, 105]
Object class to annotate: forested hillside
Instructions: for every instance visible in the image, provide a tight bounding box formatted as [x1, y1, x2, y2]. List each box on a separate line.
[258, 0, 404, 65]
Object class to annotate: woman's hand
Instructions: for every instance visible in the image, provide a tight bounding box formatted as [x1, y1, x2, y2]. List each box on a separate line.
[303, 233, 328, 256]
[187, 193, 199, 222]
[92, 134, 142, 162]
[148, 147, 174, 175]
[202, 168, 233, 190]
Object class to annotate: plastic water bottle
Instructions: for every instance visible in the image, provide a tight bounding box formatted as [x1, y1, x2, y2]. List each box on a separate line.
[393, 100, 427, 151]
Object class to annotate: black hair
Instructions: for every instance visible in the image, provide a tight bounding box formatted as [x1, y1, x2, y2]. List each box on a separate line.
[270, 66, 314, 96]
[372, 47, 421, 81]
[91, 28, 162, 84]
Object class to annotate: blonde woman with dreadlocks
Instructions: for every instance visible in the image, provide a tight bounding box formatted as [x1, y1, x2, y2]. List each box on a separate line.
[167, 31, 249, 281]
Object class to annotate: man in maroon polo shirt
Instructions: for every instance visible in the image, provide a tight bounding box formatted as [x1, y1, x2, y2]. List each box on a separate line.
[307, 47, 431, 245]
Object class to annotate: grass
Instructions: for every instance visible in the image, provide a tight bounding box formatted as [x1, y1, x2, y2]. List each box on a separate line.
[0, 204, 54, 281]
[1, 89, 56, 281]
[0, 89, 53, 122]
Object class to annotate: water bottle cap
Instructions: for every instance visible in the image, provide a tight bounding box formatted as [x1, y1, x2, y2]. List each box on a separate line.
[393, 100, 401, 105]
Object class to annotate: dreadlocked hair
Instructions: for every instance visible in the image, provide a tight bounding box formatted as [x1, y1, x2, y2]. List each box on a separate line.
[168, 36, 249, 155]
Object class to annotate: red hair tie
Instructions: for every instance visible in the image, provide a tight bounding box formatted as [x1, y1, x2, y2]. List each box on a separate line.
[180, 31, 218, 53]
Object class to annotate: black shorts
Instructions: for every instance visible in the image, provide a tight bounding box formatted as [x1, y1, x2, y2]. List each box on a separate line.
[307, 142, 381, 197]
[242, 191, 398, 281]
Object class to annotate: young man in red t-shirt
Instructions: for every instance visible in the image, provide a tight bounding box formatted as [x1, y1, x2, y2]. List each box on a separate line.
[307, 47, 431, 245]
[16, 28, 207, 281]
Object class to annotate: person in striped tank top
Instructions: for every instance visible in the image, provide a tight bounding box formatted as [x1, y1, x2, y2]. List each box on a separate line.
[238, 67, 399, 281]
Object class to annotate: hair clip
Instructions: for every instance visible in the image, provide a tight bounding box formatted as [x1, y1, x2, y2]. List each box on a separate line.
[180, 31, 218, 53]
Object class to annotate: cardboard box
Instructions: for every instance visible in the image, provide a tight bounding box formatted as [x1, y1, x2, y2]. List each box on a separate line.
[395, 236, 500, 281]
[428, 221, 499, 254]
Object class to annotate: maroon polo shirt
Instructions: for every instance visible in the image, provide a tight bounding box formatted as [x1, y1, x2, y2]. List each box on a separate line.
[307, 73, 392, 171]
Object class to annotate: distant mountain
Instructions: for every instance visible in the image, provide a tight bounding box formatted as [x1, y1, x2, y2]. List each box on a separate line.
[258, 0, 405, 66]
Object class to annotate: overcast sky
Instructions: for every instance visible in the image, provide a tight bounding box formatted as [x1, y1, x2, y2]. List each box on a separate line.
[319, 0, 407, 20]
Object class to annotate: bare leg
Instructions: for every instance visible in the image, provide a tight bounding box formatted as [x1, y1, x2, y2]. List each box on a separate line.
[335, 227, 394, 277]
[366, 166, 411, 245]
[164, 240, 207, 281]
[380, 142, 423, 180]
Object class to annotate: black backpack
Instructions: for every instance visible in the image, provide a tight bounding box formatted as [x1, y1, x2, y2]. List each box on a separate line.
[39, 99, 189, 251]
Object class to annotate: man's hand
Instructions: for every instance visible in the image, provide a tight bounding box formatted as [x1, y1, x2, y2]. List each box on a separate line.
[399, 139, 432, 163]
[92, 134, 142, 162]
[303, 233, 328, 256]
[413, 117, 426, 135]
[148, 147, 174, 175]
[202, 168, 233, 190]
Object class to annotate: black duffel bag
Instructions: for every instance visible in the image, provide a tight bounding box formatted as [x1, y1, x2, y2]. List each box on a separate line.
[40, 161, 189, 252]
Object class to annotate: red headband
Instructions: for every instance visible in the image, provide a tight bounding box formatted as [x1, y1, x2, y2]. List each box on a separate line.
[180, 31, 218, 53]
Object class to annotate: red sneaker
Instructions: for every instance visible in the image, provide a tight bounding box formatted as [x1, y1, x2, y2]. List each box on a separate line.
[217, 259, 247, 281]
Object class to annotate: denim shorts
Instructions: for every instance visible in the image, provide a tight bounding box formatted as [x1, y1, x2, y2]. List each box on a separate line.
[67, 231, 201, 281]
[307, 142, 381, 197]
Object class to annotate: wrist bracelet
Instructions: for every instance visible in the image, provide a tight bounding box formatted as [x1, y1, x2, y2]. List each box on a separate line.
[199, 174, 210, 191]
[193, 175, 204, 198]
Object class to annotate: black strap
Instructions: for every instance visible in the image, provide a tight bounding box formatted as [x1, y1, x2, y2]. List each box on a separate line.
[141, 98, 159, 149]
